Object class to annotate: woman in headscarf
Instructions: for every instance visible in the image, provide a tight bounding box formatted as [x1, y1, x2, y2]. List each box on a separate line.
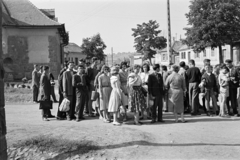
[165, 65, 187, 123]
[119, 61, 129, 121]
[98, 65, 112, 122]
[108, 66, 122, 126]
[128, 64, 146, 125]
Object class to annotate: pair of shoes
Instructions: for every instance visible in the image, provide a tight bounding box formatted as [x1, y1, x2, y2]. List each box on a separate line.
[88, 114, 96, 117]
[113, 122, 121, 126]
[158, 120, 165, 123]
[147, 116, 152, 120]
[191, 113, 197, 116]
[48, 115, 55, 118]
[181, 120, 187, 123]
[139, 117, 144, 120]
[150, 120, 156, 124]
[76, 119, 81, 122]
[57, 117, 65, 120]
[79, 117, 85, 120]
[103, 119, 111, 123]
[234, 114, 240, 117]
[42, 118, 49, 121]
[54, 101, 58, 103]
[67, 117, 72, 121]
[221, 114, 231, 118]
[134, 121, 142, 125]
[123, 118, 127, 122]
[206, 112, 210, 116]
[33, 101, 38, 103]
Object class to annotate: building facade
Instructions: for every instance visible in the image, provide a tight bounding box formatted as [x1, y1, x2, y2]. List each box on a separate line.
[64, 43, 86, 65]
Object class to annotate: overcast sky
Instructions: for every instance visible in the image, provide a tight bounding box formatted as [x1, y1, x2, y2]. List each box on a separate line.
[30, 0, 191, 54]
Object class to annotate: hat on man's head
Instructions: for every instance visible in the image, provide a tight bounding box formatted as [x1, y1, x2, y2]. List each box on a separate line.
[225, 59, 232, 63]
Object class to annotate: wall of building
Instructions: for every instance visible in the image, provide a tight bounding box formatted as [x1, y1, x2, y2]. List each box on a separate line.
[2, 28, 61, 79]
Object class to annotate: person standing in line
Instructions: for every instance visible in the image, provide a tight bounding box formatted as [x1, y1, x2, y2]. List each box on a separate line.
[56, 62, 68, 120]
[148, 64, 165, 123]
[63, 61, 75, 121]
[186, 59, 202, 116]
[225, 59, 240, 117]
[99, 65, 112, 123]
[40, 66, 51, 121]
[200, 65, 219, 116]
[73, 65, 88, 122]
[161, 65, 169, 112]
[32, 64, 40, 103]
[165, 65, 187, 123]
[49, 72, 58, 103]
[86, 57, 99, 117]
[119, 62, 129, 121]
[178, 61, 189, 113]
[140, 63, 150, 119]
[108, 66, 122, 126]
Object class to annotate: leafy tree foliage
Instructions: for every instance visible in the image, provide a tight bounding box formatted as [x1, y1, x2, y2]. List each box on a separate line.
[80, 33, 107, 61]
[132, 20, 167, 64]
[184, 0, 240, 63]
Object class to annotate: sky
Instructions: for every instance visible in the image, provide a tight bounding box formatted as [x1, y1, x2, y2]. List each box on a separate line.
[30, 0, 191, 54]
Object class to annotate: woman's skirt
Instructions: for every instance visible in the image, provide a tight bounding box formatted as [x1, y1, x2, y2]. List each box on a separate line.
[121, 84, 128, 106]
[108, 89, 121, 113]
[168, 88, 184, 114]
[129, 86, 146, 113]
[100, 87, 112, 110]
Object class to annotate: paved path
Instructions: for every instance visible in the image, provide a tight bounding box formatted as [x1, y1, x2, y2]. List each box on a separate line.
[5, 103, 240, 160]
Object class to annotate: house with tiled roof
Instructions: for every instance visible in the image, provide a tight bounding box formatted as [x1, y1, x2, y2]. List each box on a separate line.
[2, 0, 68, 79]
[64, 43, 86, 65]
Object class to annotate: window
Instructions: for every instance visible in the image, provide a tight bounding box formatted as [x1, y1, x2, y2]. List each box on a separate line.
[162, 54, 167, 61]
[75, 58, 78, 65]
[181, 52, 186, 59]
[223, 49, 227, 61]
[203, 50, 206, 57]
[195, 52, 200, 58]
[211, 48, 215, 56]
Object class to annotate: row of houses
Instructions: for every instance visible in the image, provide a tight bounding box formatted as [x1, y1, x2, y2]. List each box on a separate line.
[133, 40, 240, 68]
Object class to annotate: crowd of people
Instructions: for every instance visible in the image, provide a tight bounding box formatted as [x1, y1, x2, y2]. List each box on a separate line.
[31, 57, 240, 124]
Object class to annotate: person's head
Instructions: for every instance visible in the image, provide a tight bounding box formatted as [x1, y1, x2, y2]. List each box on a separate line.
[133, 64, 141, 74]
[77, 64, 85, 74]
[43, 66, 49, 74]
[179, 61, 186, 68]
[168, 63, 174, 70]
[189, 59, 195, 67]
[171, 65, 180, 73]
[39, 66, 43, 73]
[120, 61, 128, 71]
[205, 65, 213, 73]
[161, 65, 167, 72]
[91, 57, 98, 66]
[203, 59, 211, 66]
[101, 65, 110, 74]
[185, 65, 189, 70]
[34, 64, 39, 71]
[225, 59, 233, 68]
[111, 66, 119, 75]
[221, 65, 229, 74]
[142, 63, 150, 73]
[153, 64, 160, 72]
[67, 61, 74, 70]
[79, 59, 85, 66]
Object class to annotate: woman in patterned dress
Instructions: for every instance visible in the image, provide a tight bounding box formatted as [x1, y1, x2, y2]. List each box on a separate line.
[99, 65, 112, 122]
[128, 64, 146, 125]
[119, 62, 129, 121]
[108, 66, 122, 126]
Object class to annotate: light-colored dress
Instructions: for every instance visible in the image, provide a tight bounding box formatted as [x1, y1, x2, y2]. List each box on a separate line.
[119, 70, 128, 106]
[108, 75, 121, 112]
[140, 72, 150, 107]
[99, 74, 112, 111]
[165, 72, 186, 114]
[218, 73, 229, 97]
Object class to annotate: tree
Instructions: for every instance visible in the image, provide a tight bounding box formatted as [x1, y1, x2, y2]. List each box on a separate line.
[184, 0, 240, 63]
[132, 20, 167, 65]
[80, 33, 107, 61]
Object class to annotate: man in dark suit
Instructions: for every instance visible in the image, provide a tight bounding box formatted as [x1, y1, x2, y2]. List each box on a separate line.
[32, 64, 40, 103]
[40, 66, 51, 121]
[63, 61, 75, 120]
[225, 59, 239, 116]
[148, 64, 165, 123]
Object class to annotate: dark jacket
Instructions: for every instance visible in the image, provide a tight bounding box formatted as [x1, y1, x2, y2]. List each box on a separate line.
[186, 67, 201, 84]
[228, 67, 239, 88]
[40, 73, 51, 100]
[58, 68, 66, 94]
[72, 73, 87, 95]
[62, 70, 73, 96]
[32, 70, 40, 87]
[201, 73, 218, 92]
[148, 72, 164, 97]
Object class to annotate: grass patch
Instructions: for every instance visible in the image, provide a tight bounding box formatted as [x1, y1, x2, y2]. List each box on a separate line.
[12, 135, 99, 156]
[4, 87, 32, 103]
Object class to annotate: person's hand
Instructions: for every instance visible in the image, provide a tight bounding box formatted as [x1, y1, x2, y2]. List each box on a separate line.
[150, 94, 155, 99]
[63, 93, 67, 98]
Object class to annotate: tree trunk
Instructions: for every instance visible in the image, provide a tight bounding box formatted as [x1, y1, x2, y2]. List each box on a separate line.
[230, 44, 233, 61]
[148, 57, 153, 66]
[218, 45, 223, 64]
[0, 0, 8, 159]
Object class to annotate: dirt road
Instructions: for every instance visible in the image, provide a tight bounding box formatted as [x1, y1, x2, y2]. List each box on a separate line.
[5, 103, 240, 160]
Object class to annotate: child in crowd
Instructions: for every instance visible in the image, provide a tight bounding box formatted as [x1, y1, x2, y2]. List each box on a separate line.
[218, 66, 230, 117]
[200, 65, 218, 116]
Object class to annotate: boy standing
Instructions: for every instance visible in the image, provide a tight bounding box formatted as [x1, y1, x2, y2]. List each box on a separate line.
[201, 65, 218, 116]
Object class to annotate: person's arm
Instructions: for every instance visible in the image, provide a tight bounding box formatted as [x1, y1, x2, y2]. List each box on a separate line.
[62, 72, 67, 97]
[115, 80, 122, 99]
[98, 76, 103, 99]
[33, 71, 38, 87]
[147, 75, 152, 96]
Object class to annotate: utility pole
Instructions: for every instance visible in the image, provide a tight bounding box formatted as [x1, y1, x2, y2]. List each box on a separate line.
[0, 0, 8, 159]
[167, 0, 172, 64]
[111, 47, 113, 66]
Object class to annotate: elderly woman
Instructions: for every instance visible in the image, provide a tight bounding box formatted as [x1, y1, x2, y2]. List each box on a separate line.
[128, 64, 146, 125]
[140, 63, 151, 119]
[108, 66, 122, 126]
[119, 62, 129, 121]
[165, 65, 187, 123]
[99, 65, 112, 123]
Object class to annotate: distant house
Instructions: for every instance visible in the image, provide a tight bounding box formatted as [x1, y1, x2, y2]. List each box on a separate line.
[2, 0, 68, 79]
[179, 44, 240, 67]
[64, 43, 86, 65]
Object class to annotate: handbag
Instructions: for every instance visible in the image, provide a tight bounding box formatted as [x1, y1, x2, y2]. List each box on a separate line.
[39, 100, 53, 110]
[91, 88, 99, 101]
[59, 98, 70, 112]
